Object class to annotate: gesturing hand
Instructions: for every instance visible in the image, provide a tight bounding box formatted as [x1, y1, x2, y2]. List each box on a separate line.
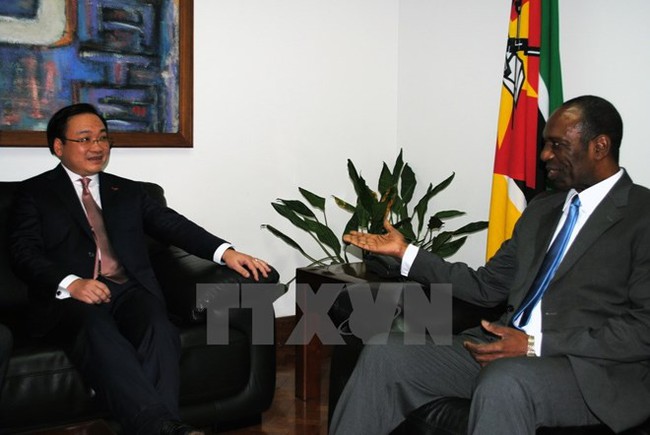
[463, 320, 529, 366]
[343, 219, 409, 259]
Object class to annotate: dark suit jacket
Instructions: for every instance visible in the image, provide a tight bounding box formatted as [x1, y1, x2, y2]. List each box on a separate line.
[408, 172, 650, 432]
[8, 164, 227, 333]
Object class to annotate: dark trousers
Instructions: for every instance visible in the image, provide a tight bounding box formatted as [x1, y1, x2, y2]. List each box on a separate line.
[51, 279, 181, 435]
[0, 324, 11, 394]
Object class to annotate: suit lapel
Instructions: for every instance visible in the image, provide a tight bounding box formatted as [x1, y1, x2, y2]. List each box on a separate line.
[553, 174, 630, 280]
[98, 172, 114, 210]
[48, 164, 94, 239]
[98, 172, 125, 234]
[531, 203, 564, 267]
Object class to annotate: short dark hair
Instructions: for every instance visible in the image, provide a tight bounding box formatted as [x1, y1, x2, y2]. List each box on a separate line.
[46, 103, 109, 154]
[562, 95, 623, 162]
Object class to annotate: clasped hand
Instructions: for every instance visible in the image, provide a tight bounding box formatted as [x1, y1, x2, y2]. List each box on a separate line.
[69, 278, 111, 304]
[463, 320, 529, 366]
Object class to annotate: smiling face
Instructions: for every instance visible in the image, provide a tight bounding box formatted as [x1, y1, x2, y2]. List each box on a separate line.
[53, 113, 111, 176]
[540, 106, 599, 192]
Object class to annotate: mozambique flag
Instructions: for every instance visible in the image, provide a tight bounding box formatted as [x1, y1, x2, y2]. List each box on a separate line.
[486, 0, 563, 259]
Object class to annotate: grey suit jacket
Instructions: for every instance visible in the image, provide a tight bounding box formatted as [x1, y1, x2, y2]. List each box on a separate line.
[408, 172, 650, 432]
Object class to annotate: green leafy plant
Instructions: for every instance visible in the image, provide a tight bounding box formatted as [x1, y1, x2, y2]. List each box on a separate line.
[262, 150, 488, 272]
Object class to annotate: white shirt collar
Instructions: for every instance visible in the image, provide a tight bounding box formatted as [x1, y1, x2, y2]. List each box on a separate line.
[562, 168, 624, 216]
[61, 165, 99, 187]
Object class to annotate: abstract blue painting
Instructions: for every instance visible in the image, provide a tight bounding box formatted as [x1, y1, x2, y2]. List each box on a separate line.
[0, 0, 192, 147]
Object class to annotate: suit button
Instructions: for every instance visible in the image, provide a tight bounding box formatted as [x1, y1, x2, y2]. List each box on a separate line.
[88, 251, 95, 257]
[506, 305, 514, 313]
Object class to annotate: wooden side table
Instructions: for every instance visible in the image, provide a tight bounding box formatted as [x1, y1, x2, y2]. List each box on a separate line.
[294, 262, 386, 401]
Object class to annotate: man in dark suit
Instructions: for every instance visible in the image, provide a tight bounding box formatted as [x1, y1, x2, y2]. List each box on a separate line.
[331, 95, 650, 434]
[8, 103, 272, 435]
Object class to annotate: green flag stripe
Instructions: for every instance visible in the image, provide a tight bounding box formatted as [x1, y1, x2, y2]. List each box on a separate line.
[540, 0, 563, 119]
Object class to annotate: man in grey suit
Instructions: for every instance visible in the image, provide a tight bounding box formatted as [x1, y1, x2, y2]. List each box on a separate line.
[331, 95, 650, 434]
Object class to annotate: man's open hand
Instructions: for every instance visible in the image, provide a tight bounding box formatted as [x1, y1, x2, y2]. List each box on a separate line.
[343, 219, 409, 259]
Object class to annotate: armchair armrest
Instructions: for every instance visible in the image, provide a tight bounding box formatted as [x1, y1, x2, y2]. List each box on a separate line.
[150, 245, 281, 325]
[151, 245, 286, 423]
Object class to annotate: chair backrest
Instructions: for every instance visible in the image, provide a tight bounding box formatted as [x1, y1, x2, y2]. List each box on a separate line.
[0, 182, 28, 313]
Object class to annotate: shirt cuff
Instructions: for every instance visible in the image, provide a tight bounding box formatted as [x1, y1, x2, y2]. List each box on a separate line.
[533, 331, 543, 355]
[214, 243, 234, 265]
[400, 244, 419, 277]
[57, 275, 81, 299]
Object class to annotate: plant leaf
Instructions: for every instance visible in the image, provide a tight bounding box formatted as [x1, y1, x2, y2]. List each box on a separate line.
[378, 162, 393, 196]
[347, 159, 376, 214]
[413, 173, 456, 234]
[428, 231, 453, 252]
[271, 202, 312, 232]
[271, 203, 343, 260]
[343, 211, 361, 238]
[347, 159, 363, 193]
[435, 236, 467, 258]
[304, 219, 342, 256]
[369, 200, 390, 234]
[356, 205, 370, 231]
[395, 218, 416, 242]
[261, 224, 311, 258]
[430, 172, 455, 196]
[333, 195, 356, 213]
[400, 163, 416, 204]
[391, 149, 404, 187]
[390, 195, 407, 221]
[299, 187, 326, 211]
[433, 210, 465, 220]
[453, 221, 489, 235]
[277, 199, 317, 219]
[413, 183, 434, 234]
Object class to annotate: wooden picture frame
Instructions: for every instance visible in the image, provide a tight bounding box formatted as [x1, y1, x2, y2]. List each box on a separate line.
[0, 0, 193, 148]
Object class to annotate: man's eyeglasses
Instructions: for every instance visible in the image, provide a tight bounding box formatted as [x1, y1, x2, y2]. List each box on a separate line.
[63, 136, 113, 146]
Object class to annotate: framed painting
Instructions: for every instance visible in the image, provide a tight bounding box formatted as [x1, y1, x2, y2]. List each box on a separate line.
[0, 0, 193, 148]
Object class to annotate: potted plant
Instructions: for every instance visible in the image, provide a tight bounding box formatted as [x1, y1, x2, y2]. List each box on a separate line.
[262, 150, 487, 281]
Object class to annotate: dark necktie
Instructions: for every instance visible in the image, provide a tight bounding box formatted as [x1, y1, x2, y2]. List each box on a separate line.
[512, 194, 581, 327]
[80, 177, 127, 283]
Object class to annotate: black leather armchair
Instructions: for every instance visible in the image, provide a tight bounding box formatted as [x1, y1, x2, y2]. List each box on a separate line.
[328, 284, 650, 435]
[0, 181, 284, 433]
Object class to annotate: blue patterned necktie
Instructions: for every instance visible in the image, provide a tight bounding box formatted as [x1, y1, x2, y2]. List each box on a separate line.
[513, 194, 581, 327]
